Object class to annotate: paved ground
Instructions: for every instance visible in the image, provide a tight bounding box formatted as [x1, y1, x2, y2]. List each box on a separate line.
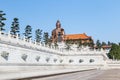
[88, 69, 120, 80]
[28, 69, 120, 80]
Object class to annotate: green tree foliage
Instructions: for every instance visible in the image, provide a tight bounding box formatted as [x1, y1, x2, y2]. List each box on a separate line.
[119, 43, 120, 46]
[10, 18, 19, 36]
[96, 40, 102, 49]
[54, 42, 58, 49]
[78, 39, 82, 47]
[35, 29, 42, 43]
[78, 38, 94, 47]
[0, 11, 6, 31]
[107, 41, 111, 46]
[101, 41, 106, 46]
[23, 25, 32, 40]
[89, 39, 94, 47]
[43, 32, 49, 45]
[65, 40, 72, 50]
[82, 42, 88, 46]
[108, 43, 120, 60]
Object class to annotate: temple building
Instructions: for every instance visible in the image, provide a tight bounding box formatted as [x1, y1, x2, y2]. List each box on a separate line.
[51, 20, 94, 46]
[65, 33, 93, 45]
[51, 20, 65, 43]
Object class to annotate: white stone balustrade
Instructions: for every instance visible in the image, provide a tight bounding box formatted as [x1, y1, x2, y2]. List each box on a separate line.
[0, 31, 111, 70]
[0, 31, 64, 54]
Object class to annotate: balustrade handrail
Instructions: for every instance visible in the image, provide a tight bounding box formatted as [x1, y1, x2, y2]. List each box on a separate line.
[0, 31, 109, 55]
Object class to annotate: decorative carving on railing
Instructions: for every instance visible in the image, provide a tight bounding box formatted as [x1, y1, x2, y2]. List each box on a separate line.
[46, 57, 50, 62]
[35, 56, 40, 62]
[21, 54, 28, 61]
[54, 58, 57, 62]
[0, 51, 9, 60]
[60, 59, 63, 63]
[69, 59, 74, 63]
[79, 59, 84, 63]
[89, 59, 95, 63]
[0, 31, 110, 56]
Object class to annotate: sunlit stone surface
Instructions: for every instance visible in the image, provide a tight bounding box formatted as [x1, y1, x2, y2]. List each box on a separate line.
[0, 31, 120, 80]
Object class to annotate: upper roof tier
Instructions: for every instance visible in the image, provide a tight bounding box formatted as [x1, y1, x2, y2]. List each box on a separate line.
[65, 33, 91, 40]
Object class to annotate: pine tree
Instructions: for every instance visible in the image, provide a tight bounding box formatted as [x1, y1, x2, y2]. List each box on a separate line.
[0, 11, 6, 32]
[65, 40, 72, 50]
[43, 32, 49, 45]
[35, 29, 42, 43]
[108, 41, 111, 46]
[96, 40, 101, 49]
[89, 38, 94, 47]
[10, 18, 19, 37]
[101, 41, 106, 46]
[23, 25, 32, 40]
[108, 43, 120, 60]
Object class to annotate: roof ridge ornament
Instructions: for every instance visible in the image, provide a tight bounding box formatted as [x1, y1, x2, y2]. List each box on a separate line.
[56, 20, 61, 28]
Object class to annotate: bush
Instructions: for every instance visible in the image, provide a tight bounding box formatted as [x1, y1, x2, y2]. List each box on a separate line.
[108, 44, 120, 60]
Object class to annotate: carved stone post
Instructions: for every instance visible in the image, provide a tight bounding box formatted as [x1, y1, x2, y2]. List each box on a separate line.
[16, 33, 19, 40]
[0, 31, 1, 35]
[29, 38, 32, 44]
[8, 31, 11, 39]
[23, 36, 26, 42]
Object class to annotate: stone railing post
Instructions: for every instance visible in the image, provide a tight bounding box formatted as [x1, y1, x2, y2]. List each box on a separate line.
[8, 31, 11, 39]
[0, 31, 1, 35]
[39, 42, 41, 46]
[0, 31, 4, 35]
[43, 43, 45, 47]
[50, 45, 52, 49]
[23, 36, 26, 42]
[16, 33, 19, 40]
[29, 38, 32, 44]
[35, 40, 37, 45]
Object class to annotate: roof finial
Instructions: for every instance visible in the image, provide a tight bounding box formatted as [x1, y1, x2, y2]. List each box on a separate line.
[56, 20, 61, 28]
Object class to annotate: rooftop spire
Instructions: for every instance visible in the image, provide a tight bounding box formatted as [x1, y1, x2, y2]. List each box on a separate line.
[56, 20, 61, 28]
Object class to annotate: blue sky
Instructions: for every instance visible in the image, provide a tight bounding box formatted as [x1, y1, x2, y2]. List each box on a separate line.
[0, 0, 120, 43]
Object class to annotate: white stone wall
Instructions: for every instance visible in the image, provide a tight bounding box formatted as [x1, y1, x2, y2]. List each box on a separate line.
[0, 32, 109, 69]
[0, 43, 61, 64]
[62, 55, 104, 65]
[0, 42, 106, 67]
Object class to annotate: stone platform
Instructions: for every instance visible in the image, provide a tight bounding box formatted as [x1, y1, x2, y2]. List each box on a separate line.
[88, 69, 120, 80]
[31, 69, 120, 80]
[0, 67, 95, 80]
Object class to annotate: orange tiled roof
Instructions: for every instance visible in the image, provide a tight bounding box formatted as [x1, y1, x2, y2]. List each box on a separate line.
[65, 33, 91, 40]
[102, 45, 112, 48]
